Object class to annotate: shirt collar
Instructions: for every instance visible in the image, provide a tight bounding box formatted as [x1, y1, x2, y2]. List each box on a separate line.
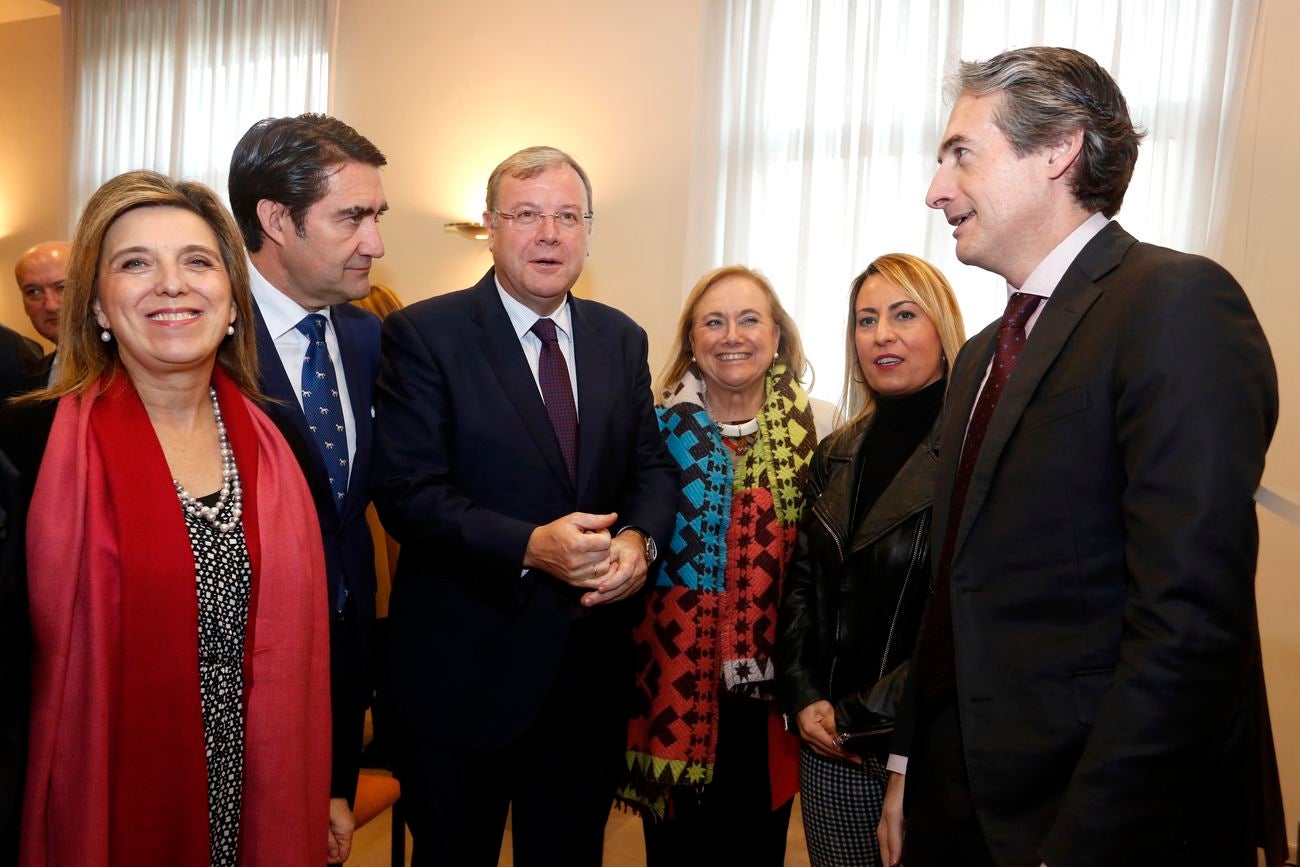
[248, 257, 333, 340]
[495, 276, 573, 340]
[1012, 211, 1111, 300]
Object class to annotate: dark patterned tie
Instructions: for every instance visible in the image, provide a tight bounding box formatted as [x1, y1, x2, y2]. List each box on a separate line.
[530, 317, 578, 482]
[915, 291, 1042, 702]
[296, 314, 350, 514]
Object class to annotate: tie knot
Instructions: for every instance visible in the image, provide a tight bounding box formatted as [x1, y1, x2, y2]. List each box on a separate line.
[530, 318, 559, 344]
[1002, 293, 1042, 330]
[296, 313, 328, 338]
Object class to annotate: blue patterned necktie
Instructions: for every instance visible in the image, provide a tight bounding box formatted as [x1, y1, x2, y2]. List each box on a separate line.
[914, 291, 1042, 702]
[296, 314, 349, 514]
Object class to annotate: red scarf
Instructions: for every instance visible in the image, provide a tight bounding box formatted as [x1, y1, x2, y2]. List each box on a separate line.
[21, 368, 331, 865]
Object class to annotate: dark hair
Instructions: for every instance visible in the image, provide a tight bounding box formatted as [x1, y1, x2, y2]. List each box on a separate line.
[953, 47, 1144, 217]
[228, 113, 387, 251]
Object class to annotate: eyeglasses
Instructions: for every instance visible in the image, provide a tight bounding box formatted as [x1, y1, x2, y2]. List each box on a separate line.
[491, 208, 593, 231]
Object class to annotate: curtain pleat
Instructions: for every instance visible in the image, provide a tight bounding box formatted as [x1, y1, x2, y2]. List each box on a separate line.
[685, 0, 1260, 403]
[63, 0, 337, 228]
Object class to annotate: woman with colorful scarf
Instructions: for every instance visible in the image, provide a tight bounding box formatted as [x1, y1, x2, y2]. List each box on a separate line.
[621, 265, 836, 866]
[2, 171, 330, 866]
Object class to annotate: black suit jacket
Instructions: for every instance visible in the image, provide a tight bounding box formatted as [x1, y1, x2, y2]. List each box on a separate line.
[0, 325, 41, 402]
[253, 300, 381, 799]
[373, 269, 677, 750]
[0, 398, 55, 867]
[908, 222, 1284, 866]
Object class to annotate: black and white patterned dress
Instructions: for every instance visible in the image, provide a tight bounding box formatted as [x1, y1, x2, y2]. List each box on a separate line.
[182, 490, 252, 867]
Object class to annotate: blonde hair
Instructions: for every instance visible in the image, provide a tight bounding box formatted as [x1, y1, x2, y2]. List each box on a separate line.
[656, 265, 809, 400]
[352, 282, 404, 320]
[485, 146, 593, 215]
[28, 170, 260, 401]
[835, 253, 965, 438]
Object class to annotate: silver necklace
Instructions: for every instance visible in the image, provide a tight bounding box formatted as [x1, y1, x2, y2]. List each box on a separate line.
[173, 387, 243, 533]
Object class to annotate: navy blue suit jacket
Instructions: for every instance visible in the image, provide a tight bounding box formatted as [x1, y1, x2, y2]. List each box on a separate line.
[253, 299, 380, 798]
[373, 270, 677, 750]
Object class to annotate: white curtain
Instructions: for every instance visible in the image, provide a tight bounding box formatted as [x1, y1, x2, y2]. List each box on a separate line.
[62, 0, 337, 226]
[685, 0, 1262, 403]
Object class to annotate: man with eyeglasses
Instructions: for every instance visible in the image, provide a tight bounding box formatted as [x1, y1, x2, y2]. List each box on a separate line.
[373, 146, 677, 865]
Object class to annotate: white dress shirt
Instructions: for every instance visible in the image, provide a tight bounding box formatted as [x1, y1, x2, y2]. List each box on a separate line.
[248, 259, 358, 481]
[495, 279, 580, 418]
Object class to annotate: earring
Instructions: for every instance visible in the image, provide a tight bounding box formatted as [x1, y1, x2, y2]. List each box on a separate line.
[226, 324, 235, 336]
[100, 329, 112, 343]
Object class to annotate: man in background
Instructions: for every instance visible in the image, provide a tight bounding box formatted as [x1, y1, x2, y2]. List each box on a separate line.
[228, 113, 387, 864]
[880, 46, 1285, 867]
[13, 241, 69, 386]
[373, 146, 677, 865]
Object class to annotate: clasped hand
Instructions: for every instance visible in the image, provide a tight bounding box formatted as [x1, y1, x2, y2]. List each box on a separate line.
[524, 512, 647, 607]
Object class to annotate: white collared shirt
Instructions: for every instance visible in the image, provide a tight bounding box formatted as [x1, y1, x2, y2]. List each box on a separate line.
[495, 279, 580, 418]
[968, 212, 1112, 409]
[1013, 211, 1111, 337]
[248, 258, 357, 479]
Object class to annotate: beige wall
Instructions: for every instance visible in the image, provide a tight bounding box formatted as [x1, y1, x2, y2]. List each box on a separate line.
[1222, 0, 1300, 848]
[0, 13, 64, 350]
[331, 0, 705, 377]
[2, 0, 1296, 847]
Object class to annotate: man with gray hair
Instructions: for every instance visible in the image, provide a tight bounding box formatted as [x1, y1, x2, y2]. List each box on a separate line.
[879, 46, 1285, 867]
[373, 146, 676, 865]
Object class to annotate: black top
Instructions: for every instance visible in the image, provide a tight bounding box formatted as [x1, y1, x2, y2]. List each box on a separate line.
[851, 378, 945, 525]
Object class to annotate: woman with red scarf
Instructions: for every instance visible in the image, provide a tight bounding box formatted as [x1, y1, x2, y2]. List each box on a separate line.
[2, 171, 330, 866]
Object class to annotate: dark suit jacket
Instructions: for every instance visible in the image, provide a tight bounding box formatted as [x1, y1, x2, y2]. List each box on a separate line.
[908, 222, 1284, 866]
[0, 325, 41, 402]
[0, 399, 55, 867]
[372, 269, 677, 750]
[253, 300, 381, 799]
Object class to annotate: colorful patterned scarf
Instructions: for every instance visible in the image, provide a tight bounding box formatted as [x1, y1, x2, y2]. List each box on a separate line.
[620, 363, 817, 818]
[21, 369, 331, 865]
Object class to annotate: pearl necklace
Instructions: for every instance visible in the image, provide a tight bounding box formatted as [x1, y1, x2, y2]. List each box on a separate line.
[173, 387, 243, 533]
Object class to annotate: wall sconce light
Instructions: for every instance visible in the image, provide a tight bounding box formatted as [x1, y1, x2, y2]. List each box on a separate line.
[444, 221, 488, 241]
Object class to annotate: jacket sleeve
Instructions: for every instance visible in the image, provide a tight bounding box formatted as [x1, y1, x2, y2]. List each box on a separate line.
[1040, 257, 1277, 865]
[775, 440, 834, 717]
[612, 326, 678, 554]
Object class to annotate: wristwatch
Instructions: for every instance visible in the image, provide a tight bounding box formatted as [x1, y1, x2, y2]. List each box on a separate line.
[624, 527, 657, 565]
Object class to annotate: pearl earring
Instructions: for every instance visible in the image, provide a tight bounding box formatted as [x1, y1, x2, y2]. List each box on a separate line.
[100, 329, 111, 343]
[226, 324, 235, 336]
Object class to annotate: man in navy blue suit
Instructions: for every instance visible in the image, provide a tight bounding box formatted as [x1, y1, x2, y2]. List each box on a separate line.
[374, 146, 677, 866]
[228, 113, 387, 864]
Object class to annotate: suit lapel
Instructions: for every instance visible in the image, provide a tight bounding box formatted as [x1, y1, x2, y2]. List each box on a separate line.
[950, 222, 1136, 561]
[471, 275, 577, 496]
[331, 306, 373, 518]
[932, 326, 993, 550]
[571, 297, 610, 504]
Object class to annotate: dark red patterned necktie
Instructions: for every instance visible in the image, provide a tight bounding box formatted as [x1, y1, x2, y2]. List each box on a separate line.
[915, 291, 1042, 702]
[530, 317, 578, 482]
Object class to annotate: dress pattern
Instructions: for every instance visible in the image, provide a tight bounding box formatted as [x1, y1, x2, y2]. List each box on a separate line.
[182, 489, 252, 867]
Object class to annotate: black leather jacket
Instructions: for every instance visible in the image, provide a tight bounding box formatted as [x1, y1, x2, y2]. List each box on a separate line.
[776, 415, 938, 749]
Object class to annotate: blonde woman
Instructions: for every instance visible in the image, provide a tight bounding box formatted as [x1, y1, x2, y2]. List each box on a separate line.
[776, 253, 964, 866]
